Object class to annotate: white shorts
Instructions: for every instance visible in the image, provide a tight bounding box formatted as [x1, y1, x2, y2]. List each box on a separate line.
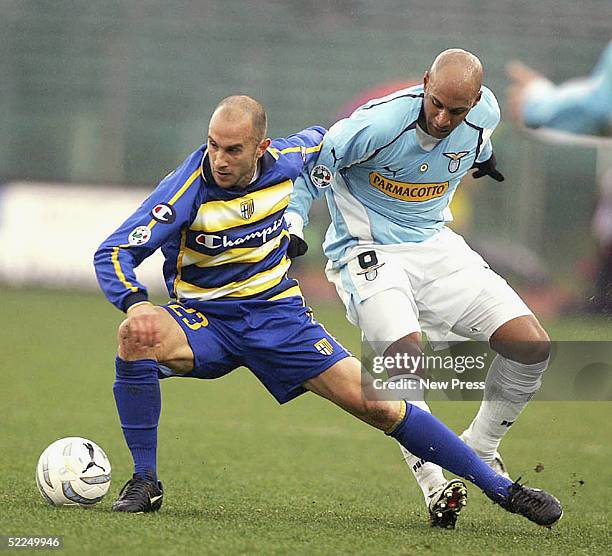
[325, 227, 532, 355]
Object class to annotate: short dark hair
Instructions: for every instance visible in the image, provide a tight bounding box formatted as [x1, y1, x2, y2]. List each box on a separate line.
[213, 95, 267, 141]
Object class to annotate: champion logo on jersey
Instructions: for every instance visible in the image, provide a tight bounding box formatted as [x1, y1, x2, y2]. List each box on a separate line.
[314, 338, 334, 356]
[443, 151, 470, 173]
[240, 198, 255, 219]
[151, 203, 176, 224]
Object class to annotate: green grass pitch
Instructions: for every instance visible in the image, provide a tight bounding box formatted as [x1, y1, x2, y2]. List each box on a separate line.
[1, 289, 610, 555]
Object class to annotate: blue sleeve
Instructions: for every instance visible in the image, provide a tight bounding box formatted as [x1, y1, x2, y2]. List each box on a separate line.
[93, 149, 203, 312]
[270, 125, 327, 179]
[286, 170, 326, 229]
[275, 126, 328, 234]
[286, 109, 400, 229]
[523, 42, 612, 135]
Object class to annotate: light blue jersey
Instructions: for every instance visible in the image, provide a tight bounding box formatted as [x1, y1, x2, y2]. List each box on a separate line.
[522, 41, 612, 136]
[286, 84, 500, 266]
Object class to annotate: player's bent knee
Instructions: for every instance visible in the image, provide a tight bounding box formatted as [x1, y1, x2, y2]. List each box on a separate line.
[383, 332, 424, 377]
[491, 316, 551, 364]
[116, 319, 155, 360]
[152, 309, 195, 374]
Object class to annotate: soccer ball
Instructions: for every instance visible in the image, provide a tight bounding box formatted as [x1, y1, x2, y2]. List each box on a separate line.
[36, 437, 111, 507]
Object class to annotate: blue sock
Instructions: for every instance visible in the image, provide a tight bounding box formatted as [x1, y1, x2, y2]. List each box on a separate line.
[113, 356, 161, 482]
[388, 401, 512, 500]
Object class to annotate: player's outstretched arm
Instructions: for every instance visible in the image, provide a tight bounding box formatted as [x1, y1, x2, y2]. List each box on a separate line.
[94, 149, 203, 312]
[506, 42, 612, 135]
[285, 171, 321, 258]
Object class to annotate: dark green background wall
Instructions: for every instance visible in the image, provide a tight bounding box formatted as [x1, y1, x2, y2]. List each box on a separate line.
[2, 0, 610, 276]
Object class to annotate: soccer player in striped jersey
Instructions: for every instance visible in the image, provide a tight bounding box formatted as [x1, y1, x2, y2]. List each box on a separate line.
[285, 49, 557, 528]
[94, 95, 561, 528]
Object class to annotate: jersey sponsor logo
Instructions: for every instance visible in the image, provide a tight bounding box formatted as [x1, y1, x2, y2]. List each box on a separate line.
[443, 151, 470, 173]
[240, 198, 255, 220]
[311, 164, 333, 188]
[314, 338, 334, 356]
[195, 217, 284, 249]
[151, 203, 176, 223]
[369, 172, 449, 202]
[128, 225, 151, 246]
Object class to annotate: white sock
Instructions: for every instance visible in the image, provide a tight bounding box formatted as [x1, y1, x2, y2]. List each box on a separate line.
[387, 374, 447, 503]
[461, 355, 548, 463]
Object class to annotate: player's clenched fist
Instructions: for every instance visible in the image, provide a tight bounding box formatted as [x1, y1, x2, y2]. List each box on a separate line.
[125, 302, 161, 348]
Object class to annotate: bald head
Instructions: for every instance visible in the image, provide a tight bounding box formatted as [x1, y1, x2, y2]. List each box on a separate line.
[211, 95, 267, 142]
[429, 49, 483, 98]
[420, 49, 484, 139]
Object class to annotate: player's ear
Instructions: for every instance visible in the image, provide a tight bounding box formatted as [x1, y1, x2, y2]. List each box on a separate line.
[423, 71, 430, 89]
[472, 90, 482, 107]
[257, 138, 272, 158]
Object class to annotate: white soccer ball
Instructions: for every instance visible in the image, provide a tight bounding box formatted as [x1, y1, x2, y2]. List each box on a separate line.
[36, 437, 111, 507]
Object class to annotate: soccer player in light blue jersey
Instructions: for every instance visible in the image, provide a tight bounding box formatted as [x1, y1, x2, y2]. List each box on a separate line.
[507, 42, 612, 314]
[507, 41, 612, 136]
[285, 49, 555, 528]
[94, 94, 562, 528]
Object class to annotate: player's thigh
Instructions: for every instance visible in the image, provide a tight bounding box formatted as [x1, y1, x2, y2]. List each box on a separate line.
[450, 269, 533, 342]
[160, 302, 242, 377]
[352, 288, 421, 355]
[242, 299, 352, 404]
[151, 306, 195, 373]
[304, 356, 403, 431]
[326, 252, 421, 355]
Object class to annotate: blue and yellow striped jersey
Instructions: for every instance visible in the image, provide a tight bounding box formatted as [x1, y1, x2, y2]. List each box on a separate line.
[94, 126, 325, 312]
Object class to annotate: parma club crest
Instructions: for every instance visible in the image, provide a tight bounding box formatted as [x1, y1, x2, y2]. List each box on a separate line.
[240, 198, 255, 219]
[443, 151, 469, 173]
[314, 338, 334, 355]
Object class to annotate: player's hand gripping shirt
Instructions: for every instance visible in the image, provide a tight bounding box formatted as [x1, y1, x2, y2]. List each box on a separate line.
[286, 85, 500, 267]
[94, 127, 325, 312]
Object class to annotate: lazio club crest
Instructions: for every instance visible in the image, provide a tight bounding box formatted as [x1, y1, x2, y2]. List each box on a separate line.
[443, 151, 470, 173]
[240, 198, 255, 219]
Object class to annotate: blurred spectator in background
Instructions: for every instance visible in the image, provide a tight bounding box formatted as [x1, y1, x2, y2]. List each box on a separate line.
[507, 41, 612, 314]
